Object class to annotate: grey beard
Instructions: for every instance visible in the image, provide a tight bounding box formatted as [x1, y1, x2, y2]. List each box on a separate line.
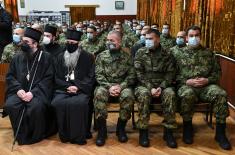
[64, 49, 80, 68]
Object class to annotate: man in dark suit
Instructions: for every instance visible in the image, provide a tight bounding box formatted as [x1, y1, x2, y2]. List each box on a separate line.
[0, 1, 13, 60]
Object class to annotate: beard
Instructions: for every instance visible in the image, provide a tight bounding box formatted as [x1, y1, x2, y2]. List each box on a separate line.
[64, 49, 80, 68]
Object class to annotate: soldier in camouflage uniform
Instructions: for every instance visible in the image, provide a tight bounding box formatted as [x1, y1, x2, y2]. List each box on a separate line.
[75, 23, 87, 41]
[94, 31, 135, 146]
[80, 25, 106, 139]
[169, 31, 187, 54]
[58, 25, 68, 45]
[134, 29, 177, 148]
[160, 24, 176, 50]
[80, 25, 106, 57]
[113, 24, 138, 53]
[173, 25, 231, 150]
[1, 28, 24, 63]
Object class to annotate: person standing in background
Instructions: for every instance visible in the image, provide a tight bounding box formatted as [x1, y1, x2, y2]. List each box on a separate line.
[0, 0, 13, 60]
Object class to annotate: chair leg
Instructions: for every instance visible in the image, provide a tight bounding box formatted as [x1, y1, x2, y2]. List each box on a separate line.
[131, 104, 136, 130]
[206, 104, 209, 122]
[204, 104, 214, 129]
[209, 103, 214, 129]
[93, 111, 97, 131]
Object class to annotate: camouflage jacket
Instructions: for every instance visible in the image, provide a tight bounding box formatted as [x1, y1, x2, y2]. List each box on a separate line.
[80, 38, 106, 56]
[134, 46, 176, 90]
[172, 45, 220, 86]
[169, 44, 186, 54]
[58, 33, 67, 45]
[160, 34, 176, 50]
[1, 43, 21, 63]
[122, 33, 139, 49]
[81, 33, 87, 41]
[95, 49, 135, 90]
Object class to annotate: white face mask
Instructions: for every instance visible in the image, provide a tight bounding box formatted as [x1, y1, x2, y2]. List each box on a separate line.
[188, 36, 200, 47]
[136, 30, 141, 35]
[76, 27, 82, 32]
[145, 39, 154, 49]
[42, 36, 51, 45]
[162, 28, 169, 35]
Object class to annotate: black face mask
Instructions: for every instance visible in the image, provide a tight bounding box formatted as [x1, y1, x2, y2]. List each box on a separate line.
[21, 43, 33, 56]
[66, 43, 78, 53]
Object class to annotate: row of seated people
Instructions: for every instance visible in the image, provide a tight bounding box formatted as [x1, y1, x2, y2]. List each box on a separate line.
[2, 23, 231, 150]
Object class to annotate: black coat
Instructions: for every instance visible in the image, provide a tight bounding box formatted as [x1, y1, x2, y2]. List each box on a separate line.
[4, 50, 56, 144]
[54, 49, 95, 95]
[0, 7, 12, 46]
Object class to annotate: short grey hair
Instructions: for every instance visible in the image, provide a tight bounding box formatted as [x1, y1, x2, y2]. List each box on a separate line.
[108, 30, 122, 39]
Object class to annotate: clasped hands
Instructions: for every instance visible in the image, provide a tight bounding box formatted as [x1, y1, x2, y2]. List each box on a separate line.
[17, 89, 33, 102]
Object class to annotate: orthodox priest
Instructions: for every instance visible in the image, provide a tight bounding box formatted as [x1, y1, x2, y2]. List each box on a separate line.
[4, 27, 54, 145]
[51, 29, 95, 145]
[42, 24, 64, 58]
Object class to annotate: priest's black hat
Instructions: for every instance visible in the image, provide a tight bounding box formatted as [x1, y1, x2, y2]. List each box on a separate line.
[24, 27, 42, 42]
[66, 29, 83, 41]
[44, 24, 57, 36]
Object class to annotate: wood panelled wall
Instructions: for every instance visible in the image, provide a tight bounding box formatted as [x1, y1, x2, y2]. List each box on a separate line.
[218, 55, 235, 105]
[70, 7, 96, 24]
[137, 0, 235, 58]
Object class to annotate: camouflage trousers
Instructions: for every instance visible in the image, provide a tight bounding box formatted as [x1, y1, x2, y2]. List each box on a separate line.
[177, 84, 229, 123]
[135, 86, 177, 129]
[94, 86, 135, 120]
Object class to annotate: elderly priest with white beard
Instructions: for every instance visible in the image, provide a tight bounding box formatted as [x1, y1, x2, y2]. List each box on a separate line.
[51, 29, 95, 145]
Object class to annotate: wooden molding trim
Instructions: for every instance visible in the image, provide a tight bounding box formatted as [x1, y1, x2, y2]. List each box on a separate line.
[65, 5, 99, 8]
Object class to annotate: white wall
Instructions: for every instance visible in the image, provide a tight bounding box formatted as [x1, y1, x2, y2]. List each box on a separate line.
[17, 0, 137, 15]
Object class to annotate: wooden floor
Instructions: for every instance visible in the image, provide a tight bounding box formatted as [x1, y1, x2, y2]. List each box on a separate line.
[0, 112, 234, 155]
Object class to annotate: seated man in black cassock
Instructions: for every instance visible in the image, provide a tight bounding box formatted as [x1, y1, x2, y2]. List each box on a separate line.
[51, 29, 95, 145]
[42, 24, 64, 58]
[4, 27, 54, 145]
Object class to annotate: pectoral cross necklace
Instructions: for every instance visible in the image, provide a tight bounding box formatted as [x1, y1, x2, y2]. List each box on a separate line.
[65, 66, 75, 81]
[26, 54, 38, 81]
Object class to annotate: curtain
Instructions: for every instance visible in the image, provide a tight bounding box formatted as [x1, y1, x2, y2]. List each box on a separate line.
[137, 0, 150, 24]
[4, 0, 19, 22]
[70, 7, 96, 24]
[137, 0, 235, 58]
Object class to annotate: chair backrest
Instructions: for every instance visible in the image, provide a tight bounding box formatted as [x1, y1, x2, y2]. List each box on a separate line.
[0, 63, 9, 108]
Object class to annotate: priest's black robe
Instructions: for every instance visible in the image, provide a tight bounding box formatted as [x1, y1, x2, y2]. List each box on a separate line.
[42, 42, 65, 135]
[4, 50, 54, 145]
[51, 50, 95, 144]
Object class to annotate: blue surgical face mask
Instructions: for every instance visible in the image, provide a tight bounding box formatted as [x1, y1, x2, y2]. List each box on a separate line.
[145, 39, 154, 49]
[188, 36, 200, 47]
[13, 34, 21, 44]
[87, 33, 94, 41]
[15, 24, 20, 28]
[176, 38, 185, 46]
[140, 35, 145, 44]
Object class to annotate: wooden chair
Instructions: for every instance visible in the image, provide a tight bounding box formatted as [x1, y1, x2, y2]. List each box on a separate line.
[149, 98, 213, 129]
[93, 97, 136, 130]
[0, 63, 9, 115]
